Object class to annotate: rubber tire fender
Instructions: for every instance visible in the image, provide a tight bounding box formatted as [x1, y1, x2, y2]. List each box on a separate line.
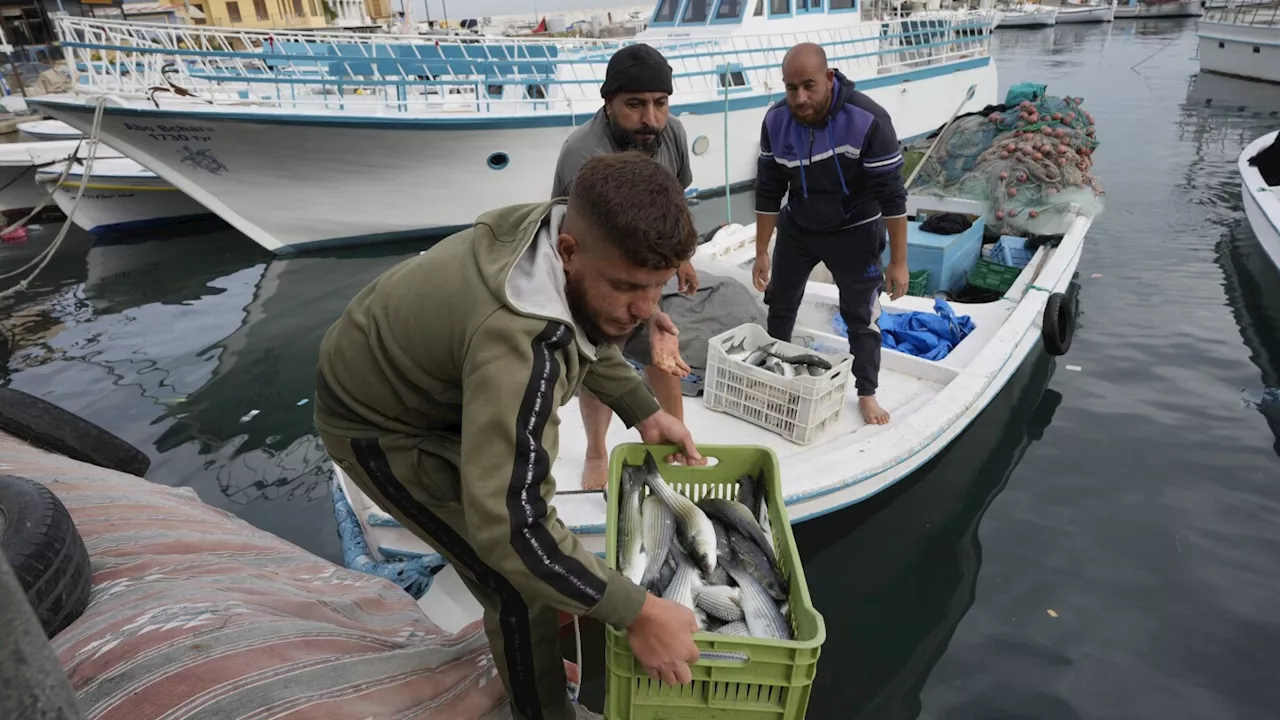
[0, 474, 93, 638]
[0, 388, 150, 477]
[1041, 292, 1075, 356]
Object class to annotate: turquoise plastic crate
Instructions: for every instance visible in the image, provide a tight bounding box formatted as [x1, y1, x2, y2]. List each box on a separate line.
[603, 444, 826, 720]
[993, 235, 1034, 269]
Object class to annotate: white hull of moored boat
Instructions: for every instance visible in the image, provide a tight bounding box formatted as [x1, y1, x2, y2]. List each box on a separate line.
[1197, 20, 1280, 85]
[17, 119, 84, 142]
[31, 62, 996, 254]
[1241, 130, 1280, 272]
[1114, 0, 1204, 18]
[996, 8, 1060, 27]
[36, 157, 215, 235]
[1056, 4, 1117, 23]
[334, 194, 1091, 564]
[0, 139, 125, 214]
[32, 9, 998, 255]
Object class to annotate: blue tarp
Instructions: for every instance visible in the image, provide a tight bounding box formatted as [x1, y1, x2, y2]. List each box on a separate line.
[833, 298, 975, 361]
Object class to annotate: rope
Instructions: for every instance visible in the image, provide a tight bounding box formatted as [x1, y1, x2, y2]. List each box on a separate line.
[571, 614, 582, 703]
[0, 95, 109, 299]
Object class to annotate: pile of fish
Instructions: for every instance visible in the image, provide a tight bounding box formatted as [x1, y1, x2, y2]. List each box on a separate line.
[617, 451, 794, 641]
[722, 334, 834, 379]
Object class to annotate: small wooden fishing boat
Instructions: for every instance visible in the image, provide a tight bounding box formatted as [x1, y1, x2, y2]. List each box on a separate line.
[333, 191, 1091, 593]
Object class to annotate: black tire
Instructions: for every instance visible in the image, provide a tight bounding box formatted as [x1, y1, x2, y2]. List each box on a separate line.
[0, 474, 93, 638]
[0, 388, 150, 477]
[1042, 292, 1075, 356]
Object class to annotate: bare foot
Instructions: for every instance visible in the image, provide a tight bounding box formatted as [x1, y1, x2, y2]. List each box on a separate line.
[582, 455, 609, 491]
[859, 395, 891, 425]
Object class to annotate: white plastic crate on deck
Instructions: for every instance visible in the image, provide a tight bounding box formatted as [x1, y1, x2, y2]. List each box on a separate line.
[703, 323, 853, 445]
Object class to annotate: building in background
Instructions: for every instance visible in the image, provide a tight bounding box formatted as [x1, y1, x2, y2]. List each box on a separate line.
[362, 0, 387, 21]
[183, 0, 327, 28]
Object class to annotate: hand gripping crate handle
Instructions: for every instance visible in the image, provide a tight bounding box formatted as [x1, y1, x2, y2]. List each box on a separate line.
[694, 649, 750, 666]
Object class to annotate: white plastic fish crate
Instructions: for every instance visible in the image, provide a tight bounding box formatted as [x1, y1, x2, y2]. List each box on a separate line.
[702, 323, 853, 445]
[603, 444, 826, 720]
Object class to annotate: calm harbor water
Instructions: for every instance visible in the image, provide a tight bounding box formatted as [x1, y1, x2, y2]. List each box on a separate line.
[3, 19, 1280, 719]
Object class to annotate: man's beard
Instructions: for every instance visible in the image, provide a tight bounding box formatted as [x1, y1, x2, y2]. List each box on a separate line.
[609, 118, 664, 157]
[565, 272, 625, 347]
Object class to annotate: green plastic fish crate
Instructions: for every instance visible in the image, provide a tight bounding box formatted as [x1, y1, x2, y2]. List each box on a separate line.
[967, 257, 1021, 294]
[907, 268, 929, 297]
[603, 443, 827, 720]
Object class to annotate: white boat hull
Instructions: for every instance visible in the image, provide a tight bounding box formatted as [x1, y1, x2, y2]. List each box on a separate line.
[16, 119, 84, 142]
[1114, 0, 1204, 18]
[997, 9, 1060, 27]
[0, 139, 125, 214]
[334, 195, 1091, 564]
[0, 165, 50, 214]
[30, 61, 997, 254]
[1056, 4, 1117, 23]
[1197, 21, 1280, 85]
[36, 158, 215, 235]
[1241, 130, 1280, 272]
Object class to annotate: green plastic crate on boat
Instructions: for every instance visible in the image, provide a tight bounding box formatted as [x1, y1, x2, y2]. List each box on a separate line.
[968, 257, 1022, 294]
[603, 443, 827, 720]
[907, 268, 929, 297]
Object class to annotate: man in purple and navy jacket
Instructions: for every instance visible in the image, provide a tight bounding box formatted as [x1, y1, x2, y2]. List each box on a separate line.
[751, 42, 910, 426]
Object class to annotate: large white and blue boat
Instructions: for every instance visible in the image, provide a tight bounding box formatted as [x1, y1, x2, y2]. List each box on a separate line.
[29, 1, 998, 254]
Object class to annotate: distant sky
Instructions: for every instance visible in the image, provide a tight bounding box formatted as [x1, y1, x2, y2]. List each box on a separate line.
[401, 0, 649, 22]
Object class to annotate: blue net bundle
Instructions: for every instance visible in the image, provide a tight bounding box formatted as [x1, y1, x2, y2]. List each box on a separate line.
[905, 88, 1105, 236]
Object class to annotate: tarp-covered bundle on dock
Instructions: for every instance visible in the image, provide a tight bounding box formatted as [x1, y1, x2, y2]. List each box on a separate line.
[905, 83, 1105, 236]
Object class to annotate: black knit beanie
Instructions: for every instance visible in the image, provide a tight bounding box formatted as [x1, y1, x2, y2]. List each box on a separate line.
[600, 43, 673, 97]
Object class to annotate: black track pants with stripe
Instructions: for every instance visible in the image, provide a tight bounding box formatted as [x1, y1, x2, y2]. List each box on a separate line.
[324, 431, 575, 720]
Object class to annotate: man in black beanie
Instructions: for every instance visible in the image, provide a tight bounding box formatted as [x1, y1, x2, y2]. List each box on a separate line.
[552, 43, 699, 492]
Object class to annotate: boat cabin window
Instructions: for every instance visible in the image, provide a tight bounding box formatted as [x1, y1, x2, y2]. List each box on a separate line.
[754, 0, 765, 14]
[714, 0, 746, 20]
[795, 0, 822, 10]
[681, 0, 711, 23]
[770, 0, 790, 15]
[652, 0, 678, 23]
[719, 67, 747, 87]
[829, 0, 855, 8]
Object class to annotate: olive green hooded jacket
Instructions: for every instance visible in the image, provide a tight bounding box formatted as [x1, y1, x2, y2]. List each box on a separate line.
[315, 199, 656, 629]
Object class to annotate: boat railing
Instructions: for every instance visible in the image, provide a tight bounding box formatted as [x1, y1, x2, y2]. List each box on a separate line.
[1201, 1, 1280, 25]
[52, 12, 995, 116]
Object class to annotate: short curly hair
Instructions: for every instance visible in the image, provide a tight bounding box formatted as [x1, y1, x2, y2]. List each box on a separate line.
[567, 151, 697, 271]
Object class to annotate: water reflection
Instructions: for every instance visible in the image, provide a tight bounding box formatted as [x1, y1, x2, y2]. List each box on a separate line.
[0, 227, 427, 561]
[790, 351, 1062, 718]
[1216, 219, 1280, 458]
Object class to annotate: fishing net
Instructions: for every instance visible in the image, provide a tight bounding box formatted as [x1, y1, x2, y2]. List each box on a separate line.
[904, 88, 1105, 236]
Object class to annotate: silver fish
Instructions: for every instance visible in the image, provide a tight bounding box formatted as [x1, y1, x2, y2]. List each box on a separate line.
[707, 565, 730, 587]
[744, 349, 769, 367]
[639, 494, 674, 592]
[698, 497, 778, 572]
[695, 584, 744, 622]
[695, 608, 709, 631]
[728, 528, 788, 602]
[654, 553, 677, 596]
[715, 619, 751, 637]
[735, 472, 761, 518]
[724, 558, 792, 641]
[806, 364, 827, 377]
[765, 348, 833, 370]
[663, 543, 702, 613]
[618, 466, 646, 586]
[639, 451, 716, 574]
